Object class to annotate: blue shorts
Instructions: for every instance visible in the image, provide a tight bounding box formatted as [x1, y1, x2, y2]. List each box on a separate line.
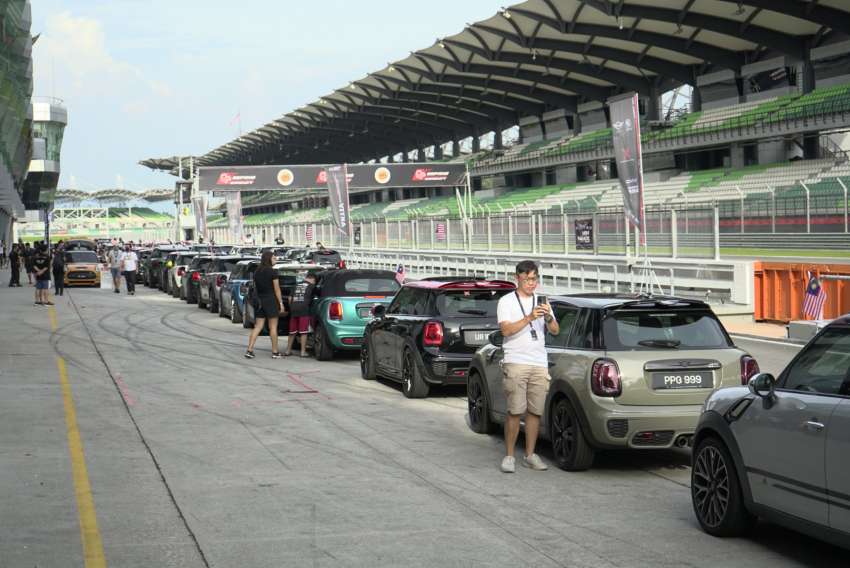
[35, 279, 50, 290]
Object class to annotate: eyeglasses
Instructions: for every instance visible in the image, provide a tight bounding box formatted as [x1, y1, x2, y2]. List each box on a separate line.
[519, 276, 539, 284]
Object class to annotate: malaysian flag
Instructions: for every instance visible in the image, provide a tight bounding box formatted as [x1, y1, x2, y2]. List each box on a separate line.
[435, 222, 446, 242]
[802, 273, 827, 320]
[395, 263, 406, 284]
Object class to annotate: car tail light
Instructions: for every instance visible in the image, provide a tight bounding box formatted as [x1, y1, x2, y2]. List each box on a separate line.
[591, 359, 621, 397]
[191, 272, 200, 282]
[338, 260, 346, 269]
[216, 275, 227, 287]
[740, 355, 759, 385]
[423, 321, 444, 347]
[177, 267, 185, 277]
[329, 301, 343, 320]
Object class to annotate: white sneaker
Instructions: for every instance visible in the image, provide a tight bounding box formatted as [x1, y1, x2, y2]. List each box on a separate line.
[522, 453, 548, 471]
[500, 456, 516, 473]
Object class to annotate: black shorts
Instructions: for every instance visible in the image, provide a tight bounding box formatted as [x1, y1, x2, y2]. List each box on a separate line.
[255, 295, 280, 319]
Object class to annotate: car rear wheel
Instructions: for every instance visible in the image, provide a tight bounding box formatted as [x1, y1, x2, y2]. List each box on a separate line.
[242, 308, 253, 329]
[208, 289, 217, 313]
[197, 291, 206, 309]
[231, 302, 243, 324]
[691, 436, 755, 537]
[314, 325, 335, 361]
[549, 398, 594, 471]
[401, 349, 429, 399]
[218, 296, 228, 318]
[467, 372, 494, 434]
[360, 336, 376, 380]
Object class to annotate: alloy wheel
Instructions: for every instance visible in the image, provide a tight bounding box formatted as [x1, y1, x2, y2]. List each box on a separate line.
[402, 352, 413, 393]
[551, 402, 576, 462]
[468, 377, 484, 427]
[692, 445, 731, 528]
[360, 341, 369, 375]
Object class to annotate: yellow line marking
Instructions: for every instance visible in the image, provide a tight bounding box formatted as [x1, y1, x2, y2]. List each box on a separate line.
[50, 306, 107, 567]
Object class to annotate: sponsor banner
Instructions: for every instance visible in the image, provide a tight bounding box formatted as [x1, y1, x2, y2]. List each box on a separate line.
[608, 92, 644, 232]
[353, 225, 362, 246]
[574, 218, 594, 251]
[198, 163, 467, 192]
[326, 164, 352, 237]
[192, 196, 208, 241]
[225, 192, 243, 244]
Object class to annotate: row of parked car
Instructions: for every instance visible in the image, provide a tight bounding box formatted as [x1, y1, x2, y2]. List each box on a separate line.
[135, 242, 849, 550]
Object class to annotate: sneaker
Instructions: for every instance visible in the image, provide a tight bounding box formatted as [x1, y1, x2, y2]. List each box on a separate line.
[244, 351, 255, 359]
[500, 456, 516, 473]
[271, 352, 282, 359]
[522, 453, 548, 471]
[114, 289, 120, 294]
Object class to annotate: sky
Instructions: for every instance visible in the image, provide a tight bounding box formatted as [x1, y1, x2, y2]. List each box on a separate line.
[31, 0, 500, 192]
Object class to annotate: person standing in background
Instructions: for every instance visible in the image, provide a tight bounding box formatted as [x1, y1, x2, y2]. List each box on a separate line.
[107, 246, 122, 293]
[245, 251, 284, 359]
[31, 243, 53, 306]
[23, 242, 34, 285]
[8, 244, 21, 287]
[120, 244, 138, 296]
[52, 241, 66, 296]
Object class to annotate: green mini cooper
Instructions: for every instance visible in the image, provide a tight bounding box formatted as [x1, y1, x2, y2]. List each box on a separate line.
[467, 294, 758, 471]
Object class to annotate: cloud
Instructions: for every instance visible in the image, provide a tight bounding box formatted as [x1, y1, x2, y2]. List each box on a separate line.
[33, 11, 171, 105]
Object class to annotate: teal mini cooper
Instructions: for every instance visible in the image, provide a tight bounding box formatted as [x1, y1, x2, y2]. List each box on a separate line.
[311, 269, 401, 361]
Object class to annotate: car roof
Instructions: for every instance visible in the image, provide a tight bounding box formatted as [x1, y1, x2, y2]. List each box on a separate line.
[319, 268, 394, 280]
[272, 262, 320, 269]
[405, 279, 516, 291]
[552, 293, 710, 310]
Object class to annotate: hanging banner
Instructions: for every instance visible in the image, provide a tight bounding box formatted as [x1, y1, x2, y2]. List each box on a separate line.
[325, 164, 352, 236]
[198, 162, 467, 192]
[574, 218, 594, 250]
[192, 195, 208, 241]
[225, 192, 243, 244]
[608, 92, 645, 233]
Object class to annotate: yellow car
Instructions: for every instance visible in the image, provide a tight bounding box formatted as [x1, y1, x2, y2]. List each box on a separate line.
[63, 250, 102, 287]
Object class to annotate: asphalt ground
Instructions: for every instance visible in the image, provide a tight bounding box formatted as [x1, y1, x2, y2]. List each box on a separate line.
[0, 271, 845, 568]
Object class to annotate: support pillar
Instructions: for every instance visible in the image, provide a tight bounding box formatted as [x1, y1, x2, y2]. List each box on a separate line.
[401, 151, 409, 163]
[471, 134, 480, 152]
[493, 128, 503, 150]
[451, 138, 460, 158]
[691, 85, 702, 113]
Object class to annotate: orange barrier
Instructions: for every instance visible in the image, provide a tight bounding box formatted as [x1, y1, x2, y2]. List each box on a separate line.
[754, 262, 850, 323]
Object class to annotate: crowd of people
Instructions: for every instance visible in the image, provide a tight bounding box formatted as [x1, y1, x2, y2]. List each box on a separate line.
[2, 238, 139, 303]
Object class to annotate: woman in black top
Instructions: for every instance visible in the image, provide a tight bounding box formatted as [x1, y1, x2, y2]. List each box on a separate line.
[245, 251, 285, 359]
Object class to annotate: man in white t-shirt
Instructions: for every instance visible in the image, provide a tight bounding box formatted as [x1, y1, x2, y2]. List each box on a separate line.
[119, 245, 139, 296]
[496, 260, 559, 473]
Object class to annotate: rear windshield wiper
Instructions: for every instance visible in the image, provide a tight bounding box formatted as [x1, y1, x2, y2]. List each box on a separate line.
[457, 309, 488, 315]
[637, 339, 681, 348]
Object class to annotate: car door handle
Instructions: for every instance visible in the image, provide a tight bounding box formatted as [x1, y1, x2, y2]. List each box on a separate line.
[804, 420, 825, 431]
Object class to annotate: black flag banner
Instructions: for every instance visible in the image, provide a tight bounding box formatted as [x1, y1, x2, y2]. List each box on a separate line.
[326, 164, 352, 236]
[608, 92, 645, 233]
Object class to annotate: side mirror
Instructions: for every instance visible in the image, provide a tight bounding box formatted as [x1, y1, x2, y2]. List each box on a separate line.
[488, 330, 504, 347]
[372, 304, 386, 318]
[748, 373, 776, 399]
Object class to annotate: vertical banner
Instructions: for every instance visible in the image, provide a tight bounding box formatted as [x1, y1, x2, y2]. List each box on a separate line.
[225, 192, 243, 244]
[574, 218, 594, 250]
[325, 164, 352, 237]
[609, 92, 645, 237]
[192, 195, 208, 242]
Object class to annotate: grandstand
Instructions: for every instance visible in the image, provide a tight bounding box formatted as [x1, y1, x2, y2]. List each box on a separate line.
[144, 1, 850, 259]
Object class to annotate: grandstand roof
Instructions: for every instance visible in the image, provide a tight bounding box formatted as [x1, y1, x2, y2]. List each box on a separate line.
[56, 188, 174, 202]
[143, 0, 850, 171]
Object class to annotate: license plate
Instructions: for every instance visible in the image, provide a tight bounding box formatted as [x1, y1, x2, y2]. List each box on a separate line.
[651, 372, 713, 389]
[464, 331, 490, 346]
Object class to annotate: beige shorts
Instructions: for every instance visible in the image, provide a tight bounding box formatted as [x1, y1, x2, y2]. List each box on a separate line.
[502, 363, 550, 416]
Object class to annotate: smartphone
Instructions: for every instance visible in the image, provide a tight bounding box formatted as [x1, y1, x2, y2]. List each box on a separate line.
[537, 294, 548, 305]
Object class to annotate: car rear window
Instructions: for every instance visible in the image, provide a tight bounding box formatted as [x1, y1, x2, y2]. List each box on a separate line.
[313, 252, 341, 263]
[603, 309, 730, 350]
[66, 251, 99, 263]
[435, 289, 511, 317]
[343, 278, 400, 295]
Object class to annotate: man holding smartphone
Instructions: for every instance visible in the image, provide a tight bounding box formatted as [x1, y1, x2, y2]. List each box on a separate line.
[496, 260, 559, 473]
